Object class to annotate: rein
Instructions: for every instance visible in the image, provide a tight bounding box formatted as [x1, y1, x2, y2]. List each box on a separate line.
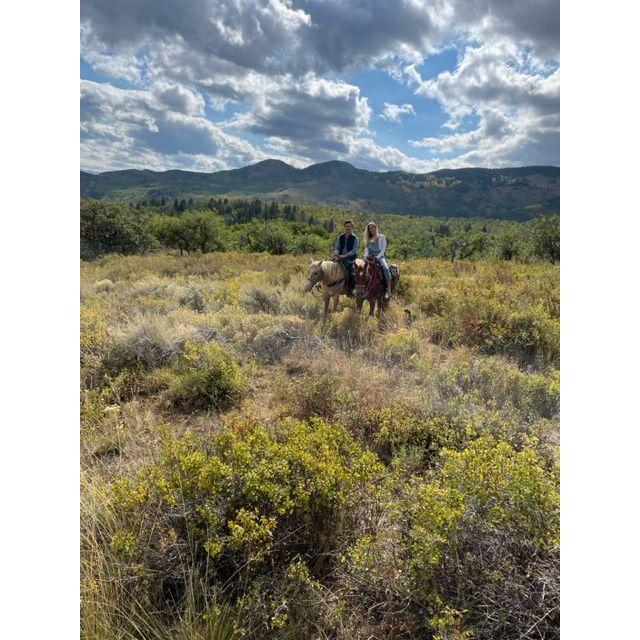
[305, 262, 345, 298]
[362, 259, 382, 300]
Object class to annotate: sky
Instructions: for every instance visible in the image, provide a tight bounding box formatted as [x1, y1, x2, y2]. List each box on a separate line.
[80, 0, 559, 174]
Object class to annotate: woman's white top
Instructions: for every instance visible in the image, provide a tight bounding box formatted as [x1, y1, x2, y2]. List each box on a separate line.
[364, 234, 387, 259]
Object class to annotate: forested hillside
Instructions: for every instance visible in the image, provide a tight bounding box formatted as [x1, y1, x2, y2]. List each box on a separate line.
[81, 160, 560, 220]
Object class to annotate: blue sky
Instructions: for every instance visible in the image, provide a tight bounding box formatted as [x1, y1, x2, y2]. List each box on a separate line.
[80, 0, 559, 174]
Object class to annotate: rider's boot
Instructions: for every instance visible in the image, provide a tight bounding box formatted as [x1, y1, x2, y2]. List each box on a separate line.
[384, 276, 392, 300]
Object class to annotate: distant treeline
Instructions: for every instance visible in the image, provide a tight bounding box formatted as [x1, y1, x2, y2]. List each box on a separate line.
[81, 198, 559, 263]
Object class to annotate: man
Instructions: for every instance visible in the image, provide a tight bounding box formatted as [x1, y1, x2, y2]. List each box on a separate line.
[332, 220, 359, 297]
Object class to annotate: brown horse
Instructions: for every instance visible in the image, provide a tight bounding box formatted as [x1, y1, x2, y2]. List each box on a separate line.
[302, 259, 364, 315]
[354, 257, 399, 317]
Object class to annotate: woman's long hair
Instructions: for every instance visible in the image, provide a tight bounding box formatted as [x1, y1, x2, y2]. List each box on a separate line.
[363, 221, 379, 246]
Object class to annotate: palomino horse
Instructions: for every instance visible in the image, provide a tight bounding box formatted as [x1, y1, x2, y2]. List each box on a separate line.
[354, 257, 399, 317]
[302, 259, 363, 315]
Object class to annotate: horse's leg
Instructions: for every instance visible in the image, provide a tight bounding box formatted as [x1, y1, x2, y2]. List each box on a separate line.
[333, 294, 340, 312]
[356, 298, 363, 314]
[368, 299, 375, 317]
[324, 295, 330, 315]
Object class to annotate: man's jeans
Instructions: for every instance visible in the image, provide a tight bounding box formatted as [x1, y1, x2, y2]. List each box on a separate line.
[341, 258, 355, 291]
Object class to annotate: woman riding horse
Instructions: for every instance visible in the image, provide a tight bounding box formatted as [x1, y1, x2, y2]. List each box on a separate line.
[363, 221, 392, 300]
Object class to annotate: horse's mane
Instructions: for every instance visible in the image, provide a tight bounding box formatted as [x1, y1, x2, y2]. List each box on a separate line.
[320, 260, 344, 284]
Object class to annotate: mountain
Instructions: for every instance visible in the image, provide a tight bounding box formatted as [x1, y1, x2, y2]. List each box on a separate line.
[80, 160, 560, 219]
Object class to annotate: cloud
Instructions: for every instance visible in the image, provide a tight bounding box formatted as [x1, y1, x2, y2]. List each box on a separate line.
[229, 75, 372, 159]
[80, 80, 267, 172]
[408, 41, 559, 166]
[416, 42, 559, 122]
[380, 102, 416, 123]
[450, 0, 560, 59]
[151, 81, 205, 116]
[80, 0, 559, 172]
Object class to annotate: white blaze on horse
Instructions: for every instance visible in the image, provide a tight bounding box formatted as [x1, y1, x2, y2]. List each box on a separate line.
[301, 259, 364, 315]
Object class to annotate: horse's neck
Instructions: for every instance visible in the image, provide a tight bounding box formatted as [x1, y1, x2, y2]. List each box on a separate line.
[321, 261, 343, 284]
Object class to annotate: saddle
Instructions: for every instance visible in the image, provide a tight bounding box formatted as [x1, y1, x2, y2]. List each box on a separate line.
[328, 259, 353, 295]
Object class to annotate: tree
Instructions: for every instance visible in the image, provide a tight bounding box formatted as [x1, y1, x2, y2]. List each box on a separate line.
[436, 232, 485, 262]
[393, 237, 420, 261]
[531, 215, 560, 263]
[150, 214, 190, 255]
[494, 227, 521, 260]
[291, 234, 324, 255]
[182, 211, 226, 253]
[81, 200, 156, 259]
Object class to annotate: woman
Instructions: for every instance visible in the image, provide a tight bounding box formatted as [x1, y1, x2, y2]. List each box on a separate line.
[363, 221, 392, 300]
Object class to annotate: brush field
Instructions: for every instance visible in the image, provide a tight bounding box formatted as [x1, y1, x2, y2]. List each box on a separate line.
[81, 251, 559, 640]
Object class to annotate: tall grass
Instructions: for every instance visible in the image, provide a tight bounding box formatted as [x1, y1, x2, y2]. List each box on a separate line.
[81, 251, 559, 640]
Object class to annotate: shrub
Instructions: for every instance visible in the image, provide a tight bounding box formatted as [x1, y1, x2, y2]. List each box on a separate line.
[105, 314, 200, 374]
[424, 356, 560, 419]
[321, 308, 378, 350]
[242, 286, 282, 314]
[179, 287, 207, 313]
[418, 287, 450, 316]
[109, 418, 383, 598]
[348, 438, 559, 639]
[282, 371, 345, 420]
[80, 301, 109, 354]
[250, 318, 313, 363]
[383, 328, 421, 363]
[94, 278, 115, 293]
[166, 340, 245, 411]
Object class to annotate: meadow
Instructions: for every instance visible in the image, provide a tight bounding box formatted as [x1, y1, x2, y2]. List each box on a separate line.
[81, 250, 559, 640]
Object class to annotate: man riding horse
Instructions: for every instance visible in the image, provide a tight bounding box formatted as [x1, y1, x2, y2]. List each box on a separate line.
[332, 220, 358, 297]
[302, 219, 397, 316]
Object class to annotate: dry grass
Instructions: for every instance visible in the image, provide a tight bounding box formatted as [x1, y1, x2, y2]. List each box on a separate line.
[81, 251, 559, 639]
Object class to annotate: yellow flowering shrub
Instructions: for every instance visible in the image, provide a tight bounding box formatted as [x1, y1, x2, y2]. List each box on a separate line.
[110, 418, 384, 591]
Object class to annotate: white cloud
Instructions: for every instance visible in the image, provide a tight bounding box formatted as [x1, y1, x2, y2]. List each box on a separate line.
[80, 80, 268, 172]
[229, 75, 372, 159]
[408, 41, 559, 166]
[151, 81, 205, 116]
[380, 102, 416, 123]
[80, 0, 560, 172]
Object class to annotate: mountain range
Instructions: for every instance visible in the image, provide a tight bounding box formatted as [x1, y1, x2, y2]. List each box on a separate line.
[81, 160, 560, 219]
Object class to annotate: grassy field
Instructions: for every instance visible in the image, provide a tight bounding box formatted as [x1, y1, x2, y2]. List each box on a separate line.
[81, 251, 559, 640]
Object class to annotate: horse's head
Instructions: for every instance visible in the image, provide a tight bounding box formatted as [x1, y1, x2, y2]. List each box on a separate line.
[354, 259, 367, 298]
[364, 257, 379, 280]
[301, 260, 323, 292]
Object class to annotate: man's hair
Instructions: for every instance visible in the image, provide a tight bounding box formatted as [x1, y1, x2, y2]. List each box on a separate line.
[343, 220, 353, 226]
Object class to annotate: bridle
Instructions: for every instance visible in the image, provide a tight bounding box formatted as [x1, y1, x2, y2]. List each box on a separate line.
[304, 263, 344, 298]
[360, 257, 383, 300]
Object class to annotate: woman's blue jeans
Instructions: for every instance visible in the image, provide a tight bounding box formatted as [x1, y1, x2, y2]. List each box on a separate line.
[375, 256, 392, 283]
